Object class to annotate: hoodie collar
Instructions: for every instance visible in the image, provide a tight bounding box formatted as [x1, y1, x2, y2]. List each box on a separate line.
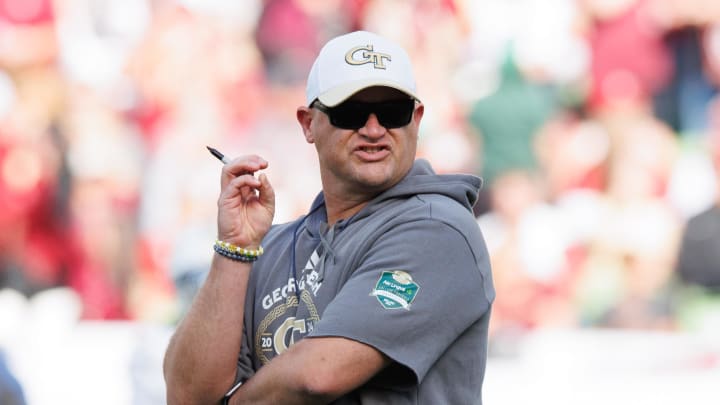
[303, 159, 482, 234]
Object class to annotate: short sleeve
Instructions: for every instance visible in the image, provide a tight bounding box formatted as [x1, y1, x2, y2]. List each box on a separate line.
[307, 218, 493, 384]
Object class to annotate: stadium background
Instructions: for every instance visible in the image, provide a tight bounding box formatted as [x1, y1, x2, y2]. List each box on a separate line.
[0, 0, 718, 403]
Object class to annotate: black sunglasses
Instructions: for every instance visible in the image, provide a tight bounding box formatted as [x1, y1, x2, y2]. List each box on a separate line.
[312, 98, 415, 130]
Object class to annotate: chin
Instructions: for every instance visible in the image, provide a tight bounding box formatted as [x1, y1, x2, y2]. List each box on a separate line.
[355, 164, 391, 180]
[355, 172, 399, 192]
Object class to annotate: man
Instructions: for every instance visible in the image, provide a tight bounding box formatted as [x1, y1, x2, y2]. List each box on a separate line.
[163, 30, 495, 404]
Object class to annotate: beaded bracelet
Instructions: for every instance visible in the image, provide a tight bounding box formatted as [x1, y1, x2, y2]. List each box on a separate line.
[214, 240, 264, 263]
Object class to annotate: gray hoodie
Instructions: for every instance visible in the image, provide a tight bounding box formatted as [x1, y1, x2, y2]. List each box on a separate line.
[231, 159, 495, 404]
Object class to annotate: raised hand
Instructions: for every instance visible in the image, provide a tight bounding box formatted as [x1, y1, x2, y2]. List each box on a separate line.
[217, 155, 275, 248]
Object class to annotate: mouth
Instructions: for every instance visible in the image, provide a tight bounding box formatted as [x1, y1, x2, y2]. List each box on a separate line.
[358, 145, 387, 153]
[354, 145, 390, 161]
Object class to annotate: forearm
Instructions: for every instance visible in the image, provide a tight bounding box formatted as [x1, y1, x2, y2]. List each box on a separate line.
[227, 342, 333, 405]
[164, 253, 252, 404]
[227, 369, 330, 405]
[227, 338, 389, 405]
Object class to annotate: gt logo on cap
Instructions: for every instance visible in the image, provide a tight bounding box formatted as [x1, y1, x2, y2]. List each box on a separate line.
[344, 44, 391, 69]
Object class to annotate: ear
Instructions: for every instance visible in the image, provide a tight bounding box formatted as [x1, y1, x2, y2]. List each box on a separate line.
[297, 106, 315, 143]
[413, 102, 425, 127]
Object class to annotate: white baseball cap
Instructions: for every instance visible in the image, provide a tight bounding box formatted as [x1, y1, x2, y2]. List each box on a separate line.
[306, 31, 419, 107]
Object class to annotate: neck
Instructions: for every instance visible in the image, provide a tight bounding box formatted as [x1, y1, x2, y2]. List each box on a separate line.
[322, 189, 375, 226]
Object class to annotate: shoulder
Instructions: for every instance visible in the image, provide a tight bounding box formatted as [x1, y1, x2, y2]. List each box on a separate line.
[359, 193, 488, 260]
[402, 193, 483, 244]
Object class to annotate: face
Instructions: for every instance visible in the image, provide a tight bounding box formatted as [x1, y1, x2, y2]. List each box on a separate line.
[297, 86, 424, 197]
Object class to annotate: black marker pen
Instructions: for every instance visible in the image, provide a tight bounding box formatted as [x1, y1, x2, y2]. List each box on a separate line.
[206, 146, 229, 164]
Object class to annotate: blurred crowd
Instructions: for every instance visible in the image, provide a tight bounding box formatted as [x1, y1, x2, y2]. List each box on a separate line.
[1, 0, 720, 346]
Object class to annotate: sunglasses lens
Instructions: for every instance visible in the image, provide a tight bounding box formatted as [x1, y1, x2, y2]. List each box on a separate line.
[324, 100, 415, 130]
[376, 100, 414, 128]
[329, 103, 368, 129]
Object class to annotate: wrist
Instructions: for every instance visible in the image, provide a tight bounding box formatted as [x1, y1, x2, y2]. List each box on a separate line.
[214, 240, 264, 263]
[216, 233, 262, 251]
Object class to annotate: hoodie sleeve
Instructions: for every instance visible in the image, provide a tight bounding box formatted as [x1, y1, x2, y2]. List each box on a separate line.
[307, 216, 494, 386]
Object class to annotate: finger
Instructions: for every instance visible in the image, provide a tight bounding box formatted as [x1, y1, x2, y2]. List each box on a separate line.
[223, 155, 267, 176]
[227, 155, 268, 172]
[240, 183, 255, 201]
[221, 174, 262, 202]
[220, 155, 268, 188]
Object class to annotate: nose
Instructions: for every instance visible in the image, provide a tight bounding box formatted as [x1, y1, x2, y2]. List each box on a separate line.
[358, 113, 386, 138]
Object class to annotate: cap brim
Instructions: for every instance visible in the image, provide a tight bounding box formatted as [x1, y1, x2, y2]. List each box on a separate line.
[316, 78, 419, 107]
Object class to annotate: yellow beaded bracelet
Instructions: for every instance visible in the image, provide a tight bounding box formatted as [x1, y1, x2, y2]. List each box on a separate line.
[215, 240, 264, 258]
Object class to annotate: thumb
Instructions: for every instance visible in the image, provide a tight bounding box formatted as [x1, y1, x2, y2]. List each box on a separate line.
[258, 173, 275, 212]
